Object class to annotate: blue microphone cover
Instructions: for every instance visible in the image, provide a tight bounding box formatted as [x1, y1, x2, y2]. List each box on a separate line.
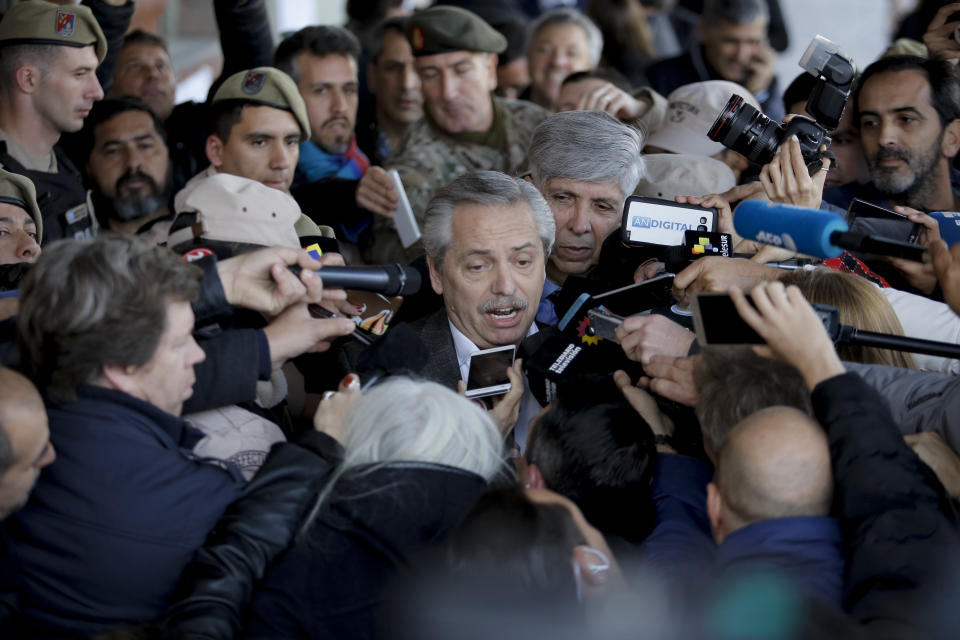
[734, 200, 849, 259]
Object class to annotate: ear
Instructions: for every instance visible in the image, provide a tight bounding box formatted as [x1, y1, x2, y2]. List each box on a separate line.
[486, 53, 499, 91]
[571, 545, 610, 598]
[205, 135, 224, 168]
[706, 481, 724, 545]
[100, 363, 140, 397]
[525, 462, 547, 489]
[15, 65, 40, 94]
[426, 253, 444, 296]
[942, 119, 960, 159]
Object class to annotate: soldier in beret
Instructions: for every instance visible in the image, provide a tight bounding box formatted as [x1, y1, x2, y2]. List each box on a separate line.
[0, 169, 43, 267]
[355, 5, 549, 264]
[0, 0, 106, 244]
[179, 66, 332, 244]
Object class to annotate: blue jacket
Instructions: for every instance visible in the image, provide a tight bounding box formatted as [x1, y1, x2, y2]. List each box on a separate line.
[1, 386, 245, 639]
[640, 453, 845, 607]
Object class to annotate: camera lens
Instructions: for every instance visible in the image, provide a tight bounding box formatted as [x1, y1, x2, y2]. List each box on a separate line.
[697, 225, 707, 231]
[707, 94, 782, 165]
[699, 217, 707, 224]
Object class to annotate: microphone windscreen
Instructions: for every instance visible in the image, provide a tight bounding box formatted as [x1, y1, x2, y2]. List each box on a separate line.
[734, 200, 848, 259]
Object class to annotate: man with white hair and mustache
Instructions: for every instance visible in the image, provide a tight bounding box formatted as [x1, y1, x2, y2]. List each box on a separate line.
[342, 170, 555, 449]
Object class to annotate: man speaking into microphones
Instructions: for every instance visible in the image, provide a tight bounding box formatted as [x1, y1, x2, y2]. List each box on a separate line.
[339, 170, 555, 449]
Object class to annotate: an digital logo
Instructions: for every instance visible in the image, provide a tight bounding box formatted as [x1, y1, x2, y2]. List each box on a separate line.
[631, 216, 695, 231]
[55, 10, 76, 38]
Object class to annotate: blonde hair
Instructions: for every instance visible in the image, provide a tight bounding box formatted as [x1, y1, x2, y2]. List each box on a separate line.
[783, 268, 917, 369]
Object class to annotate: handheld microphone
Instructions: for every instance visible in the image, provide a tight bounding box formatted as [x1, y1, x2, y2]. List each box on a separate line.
[289, 264, 422, 296]
[734, 200, 925, 262]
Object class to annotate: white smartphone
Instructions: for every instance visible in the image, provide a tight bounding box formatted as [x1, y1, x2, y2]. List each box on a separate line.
[388, 168, 421, 248]
[464, 345, 516, 399]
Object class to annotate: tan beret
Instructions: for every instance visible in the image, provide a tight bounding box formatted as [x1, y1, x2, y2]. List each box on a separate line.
[0, 168, 42, 243]
[406, 6, 507, 57]
[213, 67, 311, 140]
[0, 1, 106, 64]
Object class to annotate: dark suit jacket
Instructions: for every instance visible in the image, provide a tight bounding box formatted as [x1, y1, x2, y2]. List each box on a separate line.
[338, 308, 462, 390]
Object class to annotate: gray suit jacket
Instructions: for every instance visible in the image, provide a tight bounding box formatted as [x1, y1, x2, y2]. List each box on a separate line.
[337, 308, 462, 390]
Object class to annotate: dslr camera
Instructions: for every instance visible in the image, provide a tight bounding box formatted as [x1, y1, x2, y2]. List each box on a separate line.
[707, 35, 856, 169]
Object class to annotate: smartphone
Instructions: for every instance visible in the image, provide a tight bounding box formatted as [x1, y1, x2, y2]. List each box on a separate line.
[465, 345, 516, 398]
[621, 196, 718, 248]
[846, 198, 921, 244]
[691, 292, 839, 346]
[586, 308, 624, 341]
[683, 230, 734, 259]
[591, 273, 676, 316]
[388, 169, 421, 248]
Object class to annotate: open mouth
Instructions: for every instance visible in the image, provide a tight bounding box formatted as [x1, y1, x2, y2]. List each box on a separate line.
[487, 307, 520, 320]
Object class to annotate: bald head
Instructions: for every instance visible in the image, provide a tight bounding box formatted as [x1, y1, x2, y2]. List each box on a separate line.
[0, 367, 53, 520]
[707, 406, 833, 544]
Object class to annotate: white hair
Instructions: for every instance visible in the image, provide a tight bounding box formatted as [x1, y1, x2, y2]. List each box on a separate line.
[298, 378, 508, 535]
[341, 378, 505, 480]
[529, 8, 604, 67]
[529, 110, 646, 199]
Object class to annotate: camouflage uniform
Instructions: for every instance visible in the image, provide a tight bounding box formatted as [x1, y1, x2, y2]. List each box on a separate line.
[366, 97, 549, 263]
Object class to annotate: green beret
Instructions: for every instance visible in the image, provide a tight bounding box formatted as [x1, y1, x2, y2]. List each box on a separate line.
[406, 6, 507, 57]
[213, 67, 311, 140]
[0, 1, 106, 64]
[0, 169, 42, 244]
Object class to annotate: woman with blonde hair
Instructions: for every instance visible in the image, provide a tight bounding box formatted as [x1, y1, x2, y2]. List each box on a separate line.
[781, 268, 917, 369]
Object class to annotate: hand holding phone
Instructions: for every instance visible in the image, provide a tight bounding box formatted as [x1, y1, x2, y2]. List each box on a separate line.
[692, 284, 844, 389]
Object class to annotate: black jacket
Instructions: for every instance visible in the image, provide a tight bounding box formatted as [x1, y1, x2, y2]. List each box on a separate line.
[244, 463, 488, 639]
[812, 372, 960, 640]
[163, 431, 343, 639]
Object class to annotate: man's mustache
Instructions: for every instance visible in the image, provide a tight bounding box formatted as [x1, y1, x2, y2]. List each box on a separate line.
[874, 147, 910, 165]
[479, 296, 528, 314]
[115, 169, 159, 193]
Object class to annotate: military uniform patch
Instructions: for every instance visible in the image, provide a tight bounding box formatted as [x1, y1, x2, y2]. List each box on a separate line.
[241, 71, 265, 95]
[411, 26, 425, 52]
[55, 10, 76, 37]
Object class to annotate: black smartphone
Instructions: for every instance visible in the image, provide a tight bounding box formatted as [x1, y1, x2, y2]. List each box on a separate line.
[846, 198, 921, 244]
[465, 345, 516, 399]
[621, 196, 718, 248]
[591, 273, 676, 317]
[691, 292, 839, 346]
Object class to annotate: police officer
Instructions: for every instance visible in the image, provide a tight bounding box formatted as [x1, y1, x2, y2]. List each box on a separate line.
[356, 5, 550, 263]
[0, 1, 106, 243]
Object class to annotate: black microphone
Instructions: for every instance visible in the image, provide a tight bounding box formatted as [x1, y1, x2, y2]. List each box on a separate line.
[289, 264, 422, 296]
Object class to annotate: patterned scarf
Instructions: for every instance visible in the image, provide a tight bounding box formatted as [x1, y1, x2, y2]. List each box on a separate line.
[295, 135, 370, 184]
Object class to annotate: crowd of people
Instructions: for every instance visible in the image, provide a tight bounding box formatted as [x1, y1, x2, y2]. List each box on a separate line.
[1, 0, 960, 638]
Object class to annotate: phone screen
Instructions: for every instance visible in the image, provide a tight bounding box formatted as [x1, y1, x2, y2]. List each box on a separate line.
[621, 197, 718, 247]
[692, 293, 763, 345]
[466, 345, 516, 396]
[847, 198, 920, 244]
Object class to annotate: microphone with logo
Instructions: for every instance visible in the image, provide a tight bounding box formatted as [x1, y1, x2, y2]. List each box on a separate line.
[734, 200, 926, 262]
